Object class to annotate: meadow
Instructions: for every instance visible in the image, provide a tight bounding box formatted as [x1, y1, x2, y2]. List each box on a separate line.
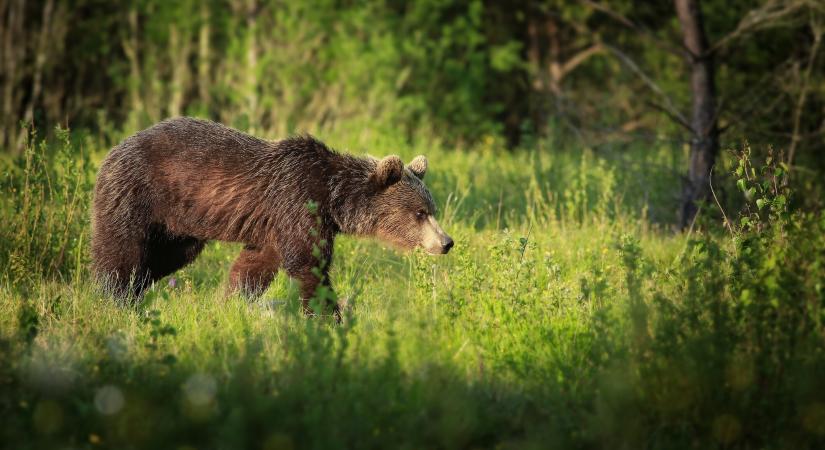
[1, 125, 823, 449]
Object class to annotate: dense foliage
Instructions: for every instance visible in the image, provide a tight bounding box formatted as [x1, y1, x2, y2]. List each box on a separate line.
[3, 1, 824, 158]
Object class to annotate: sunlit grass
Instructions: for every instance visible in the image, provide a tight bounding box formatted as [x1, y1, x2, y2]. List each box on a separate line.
[1, 128, 823, 448]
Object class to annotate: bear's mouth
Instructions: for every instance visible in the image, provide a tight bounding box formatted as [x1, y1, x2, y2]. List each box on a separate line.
[423, 242, 453, 255]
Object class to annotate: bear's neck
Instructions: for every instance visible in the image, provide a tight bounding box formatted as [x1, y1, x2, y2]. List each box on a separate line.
[326, 154, 380, 236]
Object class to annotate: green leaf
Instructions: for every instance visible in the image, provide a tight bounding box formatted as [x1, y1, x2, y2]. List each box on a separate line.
[756, 198, 766, 210]
[737, 179, 746, 192]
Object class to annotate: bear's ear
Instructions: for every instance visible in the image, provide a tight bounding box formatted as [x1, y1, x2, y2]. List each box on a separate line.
[374, 155, 404, 187]
[408, 155, 427, 179]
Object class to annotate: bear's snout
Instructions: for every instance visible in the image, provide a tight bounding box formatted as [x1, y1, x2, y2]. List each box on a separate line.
[421, 215, 453, 255]
[442, 236, 454, 254]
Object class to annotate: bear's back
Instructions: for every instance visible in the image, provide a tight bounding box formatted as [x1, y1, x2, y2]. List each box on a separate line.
[130, 117, 272, 163]
[106, 117, 335, 170]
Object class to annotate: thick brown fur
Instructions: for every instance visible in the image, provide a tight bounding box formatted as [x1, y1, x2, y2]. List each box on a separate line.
[91, 117, 451, 312]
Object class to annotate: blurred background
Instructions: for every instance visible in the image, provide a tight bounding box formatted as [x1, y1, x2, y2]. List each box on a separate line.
[2, 0, 824, 223]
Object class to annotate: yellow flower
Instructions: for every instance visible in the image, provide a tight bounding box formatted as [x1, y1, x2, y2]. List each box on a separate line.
[89, 433, 102, 445]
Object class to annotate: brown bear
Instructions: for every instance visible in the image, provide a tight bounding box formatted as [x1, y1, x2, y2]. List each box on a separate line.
[91, 117, 453, 314]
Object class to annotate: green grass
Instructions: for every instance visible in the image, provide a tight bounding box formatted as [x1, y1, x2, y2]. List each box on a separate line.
[1, 127, 824, 449]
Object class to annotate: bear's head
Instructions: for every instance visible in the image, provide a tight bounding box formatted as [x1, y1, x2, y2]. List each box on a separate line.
[368, 155, 454, 255]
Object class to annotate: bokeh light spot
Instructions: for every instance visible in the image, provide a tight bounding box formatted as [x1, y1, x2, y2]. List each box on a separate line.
[183, 373, 217, 406]
[94, 385, 125, 415]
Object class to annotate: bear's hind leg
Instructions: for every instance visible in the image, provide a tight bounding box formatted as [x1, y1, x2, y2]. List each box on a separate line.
[92, 224, 151, 300]
[145, 225, 206, 283]
[229, 245, 281, 298]
[93, 241, 152, 300]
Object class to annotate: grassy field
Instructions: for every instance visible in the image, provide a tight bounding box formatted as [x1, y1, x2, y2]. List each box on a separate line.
[1, 127, 824, 449]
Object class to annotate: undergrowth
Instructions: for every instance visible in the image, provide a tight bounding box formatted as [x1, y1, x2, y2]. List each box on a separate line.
[1, 128, 823, 449]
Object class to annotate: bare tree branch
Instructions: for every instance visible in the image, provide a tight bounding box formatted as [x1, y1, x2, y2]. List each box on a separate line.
[709, 0, 810, 55]
[602, 43, 692, 131]
[645, 100, 693, 131]
[581, 0, 688, 57]
[788, 15, 823, 168]
[559, 43, 604, 79]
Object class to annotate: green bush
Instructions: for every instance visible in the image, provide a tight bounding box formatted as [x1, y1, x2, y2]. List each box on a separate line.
[0, 127, 95, 292]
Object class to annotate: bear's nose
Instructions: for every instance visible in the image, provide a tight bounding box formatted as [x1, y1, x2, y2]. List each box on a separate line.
[443, 237, 454, 253]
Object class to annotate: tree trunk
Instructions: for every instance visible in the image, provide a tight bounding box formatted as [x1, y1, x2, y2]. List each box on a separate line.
[122, 7, 143, 128]
[527, 10, 602, 139]
[675, 0, 719, 228]
[23, 0, 55, 129]
[168, 24, 192, 118]
[527, 10, 550, 136]
[244, 0, 259, 132]
[197, 3, 211, 113]
[2, 0, 25, 153]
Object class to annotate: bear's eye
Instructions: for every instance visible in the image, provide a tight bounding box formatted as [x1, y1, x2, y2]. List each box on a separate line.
[415, 210, 427, 221]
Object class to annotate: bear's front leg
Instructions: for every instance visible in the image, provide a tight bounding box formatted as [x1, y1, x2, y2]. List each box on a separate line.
[281, 231, 340, 321]
[283, 254, 340, 322]
[287, 266, 340, 321]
